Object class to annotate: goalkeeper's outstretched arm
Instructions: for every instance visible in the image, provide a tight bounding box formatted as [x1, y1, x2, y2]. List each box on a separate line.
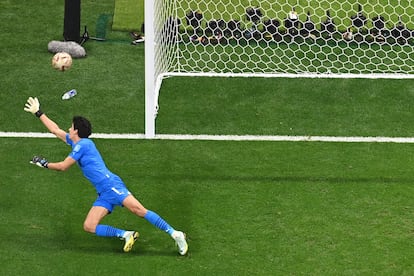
[30, 155, 76, 171]
[38, 114, 67, 142]
[24, 97, 67, 142]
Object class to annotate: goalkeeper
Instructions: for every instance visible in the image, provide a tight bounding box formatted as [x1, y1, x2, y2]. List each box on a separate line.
[23, 97, 188, 255]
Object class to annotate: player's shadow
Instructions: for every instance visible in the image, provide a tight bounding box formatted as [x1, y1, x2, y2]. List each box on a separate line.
[13, 226, 181, 257]
[57, 235, 182, 256]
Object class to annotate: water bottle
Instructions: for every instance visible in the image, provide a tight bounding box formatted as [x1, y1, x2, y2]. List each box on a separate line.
[62, 89, 77, 100]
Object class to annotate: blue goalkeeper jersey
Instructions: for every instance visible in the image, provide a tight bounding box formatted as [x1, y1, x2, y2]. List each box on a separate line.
[66, 134, 118, 193]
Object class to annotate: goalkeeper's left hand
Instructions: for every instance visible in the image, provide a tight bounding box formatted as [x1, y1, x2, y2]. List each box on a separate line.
[24, 97, 40, 114]
[30, 156, 49, 168]
[24, 97, 43, 117]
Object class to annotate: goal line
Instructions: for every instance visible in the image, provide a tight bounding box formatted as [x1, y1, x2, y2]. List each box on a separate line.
[2, 132, 414, 143]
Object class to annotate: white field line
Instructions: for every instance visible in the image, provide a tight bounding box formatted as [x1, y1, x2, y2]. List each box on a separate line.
[2, 132, 414, 143]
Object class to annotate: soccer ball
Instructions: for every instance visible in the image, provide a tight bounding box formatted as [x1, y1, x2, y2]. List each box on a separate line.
[52, 52, 72, 71]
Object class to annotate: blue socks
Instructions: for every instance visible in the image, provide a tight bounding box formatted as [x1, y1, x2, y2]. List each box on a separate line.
[95, 225, 126, 238]
[94, 211, 175, 238]
[144, 210, 175, 235]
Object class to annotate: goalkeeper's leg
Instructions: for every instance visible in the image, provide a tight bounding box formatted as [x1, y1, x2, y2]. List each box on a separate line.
[123, 195, 188, 255]
[84, 206, 139, 252]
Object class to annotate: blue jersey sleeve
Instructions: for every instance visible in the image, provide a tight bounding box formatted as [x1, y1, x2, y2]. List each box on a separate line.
[66, 133, 82, 161]
[68, 143, 83, 161]
[66, 133, 73, 146]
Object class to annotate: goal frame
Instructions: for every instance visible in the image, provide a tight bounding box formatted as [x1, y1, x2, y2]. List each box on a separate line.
[145, 0, 156, 138]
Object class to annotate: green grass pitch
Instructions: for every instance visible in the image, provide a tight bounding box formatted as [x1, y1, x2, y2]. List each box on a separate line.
[1, 0, 414, 275]
[2, 138, 414, 274]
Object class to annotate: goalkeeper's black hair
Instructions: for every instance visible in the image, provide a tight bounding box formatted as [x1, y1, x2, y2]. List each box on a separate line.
[73, 116, 92, 138]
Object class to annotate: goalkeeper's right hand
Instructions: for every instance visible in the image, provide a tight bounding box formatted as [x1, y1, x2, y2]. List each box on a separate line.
[30, 156, 49, 168]
[24, 97, 43, 117]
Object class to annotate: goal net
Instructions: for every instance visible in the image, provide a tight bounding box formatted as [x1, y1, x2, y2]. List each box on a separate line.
[145, 0, 414, 137]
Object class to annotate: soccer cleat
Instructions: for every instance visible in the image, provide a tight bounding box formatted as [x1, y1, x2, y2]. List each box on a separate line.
[123, 231, 139, 252]
[172, 231, 188, 255]
[131, 37, 145, 45]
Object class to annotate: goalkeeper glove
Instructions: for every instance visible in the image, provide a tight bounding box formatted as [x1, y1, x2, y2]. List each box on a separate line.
[24, 97, 43, 117]
[30, 156, 49, 168]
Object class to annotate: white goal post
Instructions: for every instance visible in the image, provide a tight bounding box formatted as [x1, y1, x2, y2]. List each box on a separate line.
[145, 0, 414, 138]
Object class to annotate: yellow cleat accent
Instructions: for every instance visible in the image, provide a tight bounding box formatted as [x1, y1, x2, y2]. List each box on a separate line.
[123, 231, 139, 252]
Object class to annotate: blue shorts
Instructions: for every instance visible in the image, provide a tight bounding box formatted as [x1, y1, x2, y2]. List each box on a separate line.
[93, 181, 131, 213]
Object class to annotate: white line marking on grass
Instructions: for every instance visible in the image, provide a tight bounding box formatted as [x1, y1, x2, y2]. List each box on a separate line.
[0, 132, 56, 138]
[2, 132, 414, 143]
